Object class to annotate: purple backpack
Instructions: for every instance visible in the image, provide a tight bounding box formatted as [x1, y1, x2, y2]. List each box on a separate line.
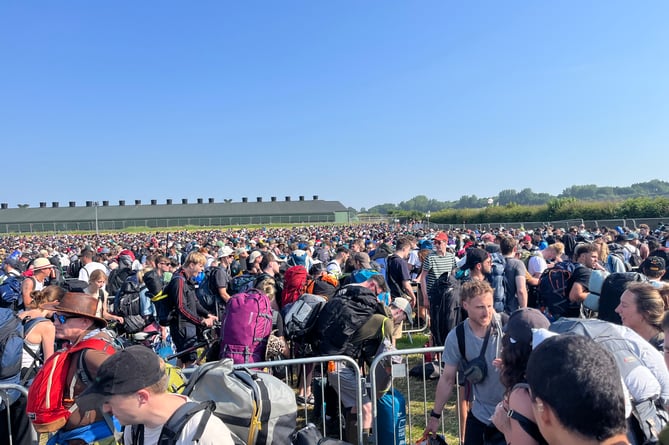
[219, 288, 273, 364]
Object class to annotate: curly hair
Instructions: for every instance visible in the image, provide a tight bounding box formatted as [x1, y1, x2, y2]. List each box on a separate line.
[499, 334, 533, 392]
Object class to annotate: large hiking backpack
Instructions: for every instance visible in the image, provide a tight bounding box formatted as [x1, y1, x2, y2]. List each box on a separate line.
[488, 253, 508, 313]
[114, 271, 150, 333]
[537, 261, 580, 321]
[229, 272, 256, 295]
[281, 265, 308, 308]
[282, 293, 327, 356]
[26, 338, 116, 433]
[316, 284, 386, 358]
[153, 274, 185, 326]
[107, 267, 132, 298]
[184, 358, 297, 445]
[220, 289, 273, 364]
[196, 267, 220, 314]
[597, 272, 649, 325]
[550, 318, 669, 445]
[427, 272, 462, 347]
[0, 309, 24, 379]
[0, 275, 25, 311]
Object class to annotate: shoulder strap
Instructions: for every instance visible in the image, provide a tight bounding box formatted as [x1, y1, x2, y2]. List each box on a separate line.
[158, 400, 214, 445]
[456, 322, 466, 361]
[508, 383, 548, 445]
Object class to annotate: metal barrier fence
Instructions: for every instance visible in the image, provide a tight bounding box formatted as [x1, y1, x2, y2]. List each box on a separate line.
[233, 346, 448, 445]
[0, 383, 39, 445]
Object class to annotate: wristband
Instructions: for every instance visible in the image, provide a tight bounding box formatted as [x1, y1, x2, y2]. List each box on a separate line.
[430, 409, 442, 419]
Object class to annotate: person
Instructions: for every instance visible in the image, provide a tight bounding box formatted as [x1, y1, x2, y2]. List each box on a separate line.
[386, 236, 417, 304]
[164, 251, 218, 368]
[38, 292, 120, 444]
[615, 282, 669, 351]
[527, 242, 564, 278]
[423, 280, 505, 445]
[500, 236, 528, 313]
[326, 246, 349, 278]
[640, 256, 668, 285]
[22, 257, 56, 308]
[491, 308, 550, 445]
[106, 250, 135, 297]
[17, 285, 61, 383]
[231, 247, 249, 276]
[210, 246, 234, 315]
[526, 335, 631, 445]
[84, 269, 124, 325]
[419, 231, 457, 312]
[564, 243, 602, 318]
[77, 247, 108, 282]
[77, 345, 234, 445]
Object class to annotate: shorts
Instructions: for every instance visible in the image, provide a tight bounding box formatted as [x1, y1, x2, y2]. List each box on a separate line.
[327, 366, 370, 409]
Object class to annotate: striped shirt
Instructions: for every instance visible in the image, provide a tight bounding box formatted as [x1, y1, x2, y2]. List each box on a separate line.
[422, 251, 457, 295]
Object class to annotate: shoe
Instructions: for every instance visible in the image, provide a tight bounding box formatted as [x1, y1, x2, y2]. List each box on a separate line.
[296, 394, 315, 405]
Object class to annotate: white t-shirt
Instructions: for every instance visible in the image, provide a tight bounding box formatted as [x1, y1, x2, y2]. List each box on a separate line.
[122, 397, 234, 445]
[527, 255, 547, 277]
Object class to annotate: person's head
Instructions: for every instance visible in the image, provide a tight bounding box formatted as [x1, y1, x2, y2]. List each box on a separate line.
[462, 248, 492, 277]
[79, 248, 95, 264]
[433, 232, 449, 253]
[500, 308, 550, 390]
[88, 268, 108, 289]
[460, 280, 494, 329]
[29, 284, 65, 310]
[352, 252, 372, 270]
[499, 236, 517, 256]
[527, 335, 627, 444]
[574, 243, 599, 268]
[182, 251, 206, 278]
[616, 282, 667, 332]
[335, 246, 349, 261]
[394, 237, 412, 257]
[77, 345, 168, 425]
[41, 292, 107, 342]
[260, 252, 281, 275]
[31, 257, 55, 279]
[641, 256, 666, 280]
[154, 255, 171, 275]
[360, 274, 388, 296]
[389, 297, 412, 325]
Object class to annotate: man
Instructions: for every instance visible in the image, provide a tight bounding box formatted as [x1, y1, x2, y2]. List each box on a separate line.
[231, 247, 249, 276]
[211, 246, 234, 311]
[318, 274, 400, 444]
[527, 242, 564, 278]
[460, 247, 493, 282]
[386, 236, 416, 304]
[500, 236, 528, 313]
[565, 243, 602, 318]
[326, 246, 349, 278]
[424, 280, 504, 445]
[77, 346, 234, 445]
[254, 252, 284, 303]
[39, 292, 120, 444]
[419, 231, 457, 312]
[641, 256, 667, 286]
[22, 257, 56, 308]
[526, 335, 630, 445]
[165, 251, 217, 368]
[78, 247, 108, 281]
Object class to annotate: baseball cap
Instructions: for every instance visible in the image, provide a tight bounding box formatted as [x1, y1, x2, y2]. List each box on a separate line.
[462, 248, 489, 271]
[76, 346, 164, 412]
[642, 256, 666, 273]
[504, 308, 550, 345]
[248, 250, 263, 264]
[217, 246, 234, 258]
[391, 297, 413, 325]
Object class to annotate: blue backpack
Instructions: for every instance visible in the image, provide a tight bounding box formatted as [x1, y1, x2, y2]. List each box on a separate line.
[538, 261, 580, 321]
[488, 253, 508, 313]
[0, 309, 24, 380]
[0, 276, 26, 312]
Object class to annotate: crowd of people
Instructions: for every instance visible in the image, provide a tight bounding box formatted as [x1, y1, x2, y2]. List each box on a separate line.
[1, 220, 669, 445]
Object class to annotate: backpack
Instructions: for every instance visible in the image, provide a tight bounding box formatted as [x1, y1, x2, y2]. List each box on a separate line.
[114, 271, 150, 334]
[0, 309, 24, 379]
[153, 274, 185, 326]
[196, 267, 220, 314]
[281, 265, 308, 308]
[229, 272, 256, 295]
[26, 338, 116, 433]
[537, 261, 580, 321]
[60, 278, 89, 293]
[66, 260, 83, 280]
[107, 267, 133, 298]
[219, 289, 273, 364]
[597, 272, 649, 325]
[184, 358, 297, 445]
[0, 275, 25, 311]
[427, 272, 463, 347]
[550, 318, 669, 445]
[282, 293, 327, 356]
[131, 400, 217, 445]
[488, 253, 508, 313]
[316, 284, 387, 358]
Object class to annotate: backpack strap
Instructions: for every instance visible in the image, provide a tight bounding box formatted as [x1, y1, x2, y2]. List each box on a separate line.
[158, 400, 214, 445]
[456, 322, 466, 362]
[507, 384, 548, 445]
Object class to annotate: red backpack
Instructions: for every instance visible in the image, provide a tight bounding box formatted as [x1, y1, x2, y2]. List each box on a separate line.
[281, 265, 308, 308]
[26, 338, 116, 433]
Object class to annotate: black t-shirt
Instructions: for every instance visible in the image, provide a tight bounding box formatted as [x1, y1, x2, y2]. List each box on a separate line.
[386, 254, 411, 299]
[564, 264, 590, 318]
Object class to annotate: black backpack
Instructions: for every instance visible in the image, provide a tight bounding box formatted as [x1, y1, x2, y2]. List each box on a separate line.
[196, 267, 220, 314]
[114, 272, 148, 333]
[316, 285, 386, 358]
[537, 261, 580, 321]
[107, 267, 133, 299]
[597, 272, 649, 325]
[427, 272, 462, 347]
[228, 272, 256, 295]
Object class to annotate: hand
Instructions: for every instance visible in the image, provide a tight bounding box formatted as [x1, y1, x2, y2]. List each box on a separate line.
[202, 317, 215, 327]
[491, 401, 510, 436]
[421, 416, 440, 442]
[492, 357, 503, 371]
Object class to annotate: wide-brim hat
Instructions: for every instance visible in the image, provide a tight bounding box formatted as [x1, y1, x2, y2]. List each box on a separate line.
[32, 257, 55, 271]
[41, 292, 107, 327]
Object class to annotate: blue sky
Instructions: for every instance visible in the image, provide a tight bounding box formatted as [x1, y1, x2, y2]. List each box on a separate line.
[2, 1, 667, 212]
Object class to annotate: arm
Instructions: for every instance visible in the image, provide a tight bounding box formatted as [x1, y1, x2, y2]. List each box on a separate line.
[419, 267, 429, 309]
[424, 363, 457, 436]
[515, 274, 528, 308]
[492, 387, 541, 445]
[569, 282, 589, 304]
[22, 277, 35, 308]
[40, 322, 56, 361]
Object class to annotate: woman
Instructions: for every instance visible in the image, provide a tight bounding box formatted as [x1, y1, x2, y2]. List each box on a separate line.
[18, 285, 62, 382]
[615, 282, 669, 351]
[84, 268, 124, 325]
[491, 308, 551, 445]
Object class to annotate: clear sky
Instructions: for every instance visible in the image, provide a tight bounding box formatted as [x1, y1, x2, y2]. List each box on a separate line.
[2, 1, 667, 212]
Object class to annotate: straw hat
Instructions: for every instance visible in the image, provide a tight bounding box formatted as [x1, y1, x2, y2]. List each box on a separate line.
[32, 257, 55, 271]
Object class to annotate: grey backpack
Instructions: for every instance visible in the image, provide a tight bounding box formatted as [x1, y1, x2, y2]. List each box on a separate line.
[183, 358, 297, 445]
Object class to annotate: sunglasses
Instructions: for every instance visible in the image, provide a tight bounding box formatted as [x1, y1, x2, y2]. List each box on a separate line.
[51, 313, 80, 324]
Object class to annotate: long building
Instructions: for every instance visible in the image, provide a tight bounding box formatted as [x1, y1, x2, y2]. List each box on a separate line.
[0, 195, 352, 233]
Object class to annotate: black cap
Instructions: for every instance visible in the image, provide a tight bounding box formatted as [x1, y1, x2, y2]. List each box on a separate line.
[76, 346, 163, 411]
[504, 308, 550, 346]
